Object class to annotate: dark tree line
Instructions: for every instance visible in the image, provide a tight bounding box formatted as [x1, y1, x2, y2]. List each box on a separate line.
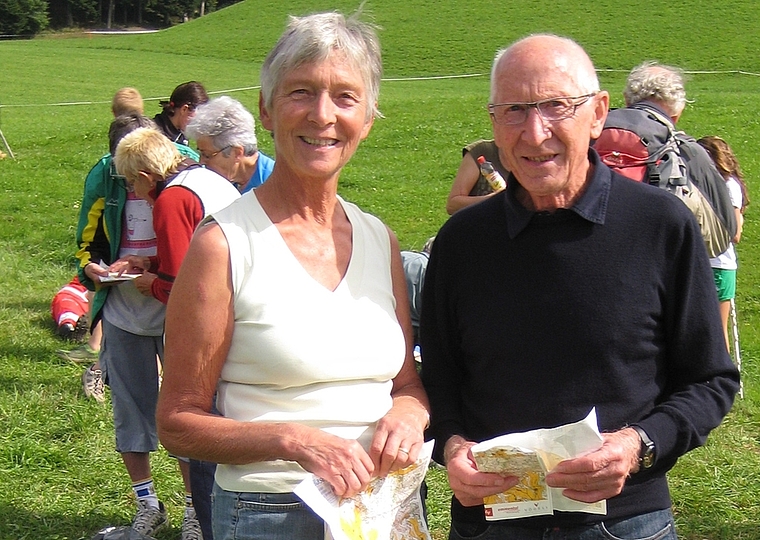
[0, 0, 241, 36]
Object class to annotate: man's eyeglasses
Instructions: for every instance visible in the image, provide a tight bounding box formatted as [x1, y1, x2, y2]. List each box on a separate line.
[199, 145, 231, 160]
[488, 93, 598, 125]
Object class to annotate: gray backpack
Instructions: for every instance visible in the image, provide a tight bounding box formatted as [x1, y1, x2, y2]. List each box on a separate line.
[594, 103, 734, 257]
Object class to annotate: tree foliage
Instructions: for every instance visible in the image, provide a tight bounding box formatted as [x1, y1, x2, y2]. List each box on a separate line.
[0, 0, 49, 36]
[33, 0, 241, 32]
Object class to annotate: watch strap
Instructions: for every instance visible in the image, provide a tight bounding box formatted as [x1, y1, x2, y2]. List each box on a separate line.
[631, 425, 655, 470]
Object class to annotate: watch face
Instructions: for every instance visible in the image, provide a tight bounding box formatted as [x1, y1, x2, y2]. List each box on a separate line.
[633, 426, 655, 470]
[642, 451, 655, 469]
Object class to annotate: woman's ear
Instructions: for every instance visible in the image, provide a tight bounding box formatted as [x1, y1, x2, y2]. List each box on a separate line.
[259, 93, 273, 132]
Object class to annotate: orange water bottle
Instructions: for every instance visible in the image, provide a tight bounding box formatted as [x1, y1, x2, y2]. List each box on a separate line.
[476, 155, 506, 191]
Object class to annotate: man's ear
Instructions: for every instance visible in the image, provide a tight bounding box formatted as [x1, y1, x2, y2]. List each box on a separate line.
[589, 91, 610, 139]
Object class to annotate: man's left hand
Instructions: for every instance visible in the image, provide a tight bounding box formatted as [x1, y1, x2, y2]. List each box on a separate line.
[545, 427, 641, 503]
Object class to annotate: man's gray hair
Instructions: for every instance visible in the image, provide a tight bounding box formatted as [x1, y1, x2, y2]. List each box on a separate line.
[260, 10, 382, 122]
[489, 34, 600, 103]
[185, 96, 258, 157]
[623, 61, 687, 116]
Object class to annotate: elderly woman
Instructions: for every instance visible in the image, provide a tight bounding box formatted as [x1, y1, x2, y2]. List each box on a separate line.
[156, 11, 430, 540]
[185, 95, 275, 193]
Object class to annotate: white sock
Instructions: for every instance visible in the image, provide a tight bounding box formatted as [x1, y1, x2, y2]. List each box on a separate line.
[132, 478, 159, 509]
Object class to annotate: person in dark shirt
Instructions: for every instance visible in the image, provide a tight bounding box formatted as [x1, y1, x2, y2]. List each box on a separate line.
[420, 34, 739, 540]
[153, 81, 208, 146]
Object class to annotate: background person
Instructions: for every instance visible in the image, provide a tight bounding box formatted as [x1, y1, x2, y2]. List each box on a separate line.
[153, 81, 209, 146]
[445, 139, 508, 214]
[114, 127, 240, 305]
[156, 11, 430, 540]
[58, 87, 148, 368]
[185, 95, 275, 193]
[74, 114, 200, 537]
[619, 61, 737, 246]
[112, 87, 144, 117]
[421, 34, 739, 540]
[698, 135, 749, 352]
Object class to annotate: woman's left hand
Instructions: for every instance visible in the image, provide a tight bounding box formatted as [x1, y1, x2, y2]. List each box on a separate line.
[369, 396, 428, 477]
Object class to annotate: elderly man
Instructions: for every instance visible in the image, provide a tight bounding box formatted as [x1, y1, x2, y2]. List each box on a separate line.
[616, 61, 736, 251]
[185, 96, 275, 193]
[420, 35, 739, 539]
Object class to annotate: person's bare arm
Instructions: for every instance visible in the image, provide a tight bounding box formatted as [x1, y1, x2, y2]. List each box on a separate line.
[733, 207, 743, 244]
[368, 228, 431, 477]
[446, 153, 503, 215]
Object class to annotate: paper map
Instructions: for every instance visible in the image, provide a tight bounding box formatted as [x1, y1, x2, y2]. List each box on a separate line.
[471, 408, 607, 520]
[295, 440, 434, 540]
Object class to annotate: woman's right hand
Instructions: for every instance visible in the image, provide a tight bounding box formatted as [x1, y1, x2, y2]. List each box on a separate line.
[291, 427, 376, 498]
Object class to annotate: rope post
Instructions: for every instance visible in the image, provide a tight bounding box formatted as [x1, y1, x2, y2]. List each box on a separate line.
[0, 106, 16, 160]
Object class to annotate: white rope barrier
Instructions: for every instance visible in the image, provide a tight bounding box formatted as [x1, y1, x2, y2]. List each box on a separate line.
[0, 69, 758, 109]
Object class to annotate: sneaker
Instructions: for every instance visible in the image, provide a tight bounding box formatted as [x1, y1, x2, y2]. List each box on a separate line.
[57, 343, 99, 363]
[82, 364, 105, 403]
[131, 499, 168, 537]
[181, 511, 203, 540]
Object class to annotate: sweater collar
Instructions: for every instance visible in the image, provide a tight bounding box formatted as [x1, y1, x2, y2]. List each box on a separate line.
[503, 149, 612, 238]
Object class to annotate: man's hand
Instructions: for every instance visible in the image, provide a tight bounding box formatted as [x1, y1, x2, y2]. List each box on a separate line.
[545, 428, 641, 503]
[444, 435, 519, 507]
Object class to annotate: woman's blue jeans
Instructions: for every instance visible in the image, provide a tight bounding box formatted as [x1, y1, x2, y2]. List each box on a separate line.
[212, 484, 324, 540]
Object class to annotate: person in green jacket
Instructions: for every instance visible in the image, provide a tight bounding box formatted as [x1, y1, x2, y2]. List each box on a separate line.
[74, 112, 202, 538]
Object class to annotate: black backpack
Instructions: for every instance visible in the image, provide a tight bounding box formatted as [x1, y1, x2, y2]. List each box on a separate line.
[594, 103, 735, 258]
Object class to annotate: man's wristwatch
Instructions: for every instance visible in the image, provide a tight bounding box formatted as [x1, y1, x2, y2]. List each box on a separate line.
[631, 425, 655, 470]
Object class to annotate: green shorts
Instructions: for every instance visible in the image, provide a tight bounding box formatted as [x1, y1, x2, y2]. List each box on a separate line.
[712, 268, 736, 302]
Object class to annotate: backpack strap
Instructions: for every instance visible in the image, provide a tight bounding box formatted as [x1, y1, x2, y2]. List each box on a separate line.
[630, 104, 686, 189]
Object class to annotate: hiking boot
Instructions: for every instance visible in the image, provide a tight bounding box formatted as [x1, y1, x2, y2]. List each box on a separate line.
[82, 364, 105, 403]
[57, 343, 99, 364]
[131, 499, 168, 537]
[181, 510, 203, 540]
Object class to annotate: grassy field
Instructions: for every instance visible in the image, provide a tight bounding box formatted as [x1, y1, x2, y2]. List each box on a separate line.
[0, 0, 759, 538]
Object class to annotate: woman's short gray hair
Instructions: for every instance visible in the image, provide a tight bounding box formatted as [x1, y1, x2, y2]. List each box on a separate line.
[260, 10, 382, 121]
[623, 61, 687, 116]
[185, 96, 258, 156]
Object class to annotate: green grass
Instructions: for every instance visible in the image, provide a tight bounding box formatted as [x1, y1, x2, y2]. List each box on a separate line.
[1, 0, 759, 538]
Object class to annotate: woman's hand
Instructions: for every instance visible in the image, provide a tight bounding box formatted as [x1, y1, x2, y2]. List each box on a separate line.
[369, 396, 428, 477]
[291, 427, 376, 498]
